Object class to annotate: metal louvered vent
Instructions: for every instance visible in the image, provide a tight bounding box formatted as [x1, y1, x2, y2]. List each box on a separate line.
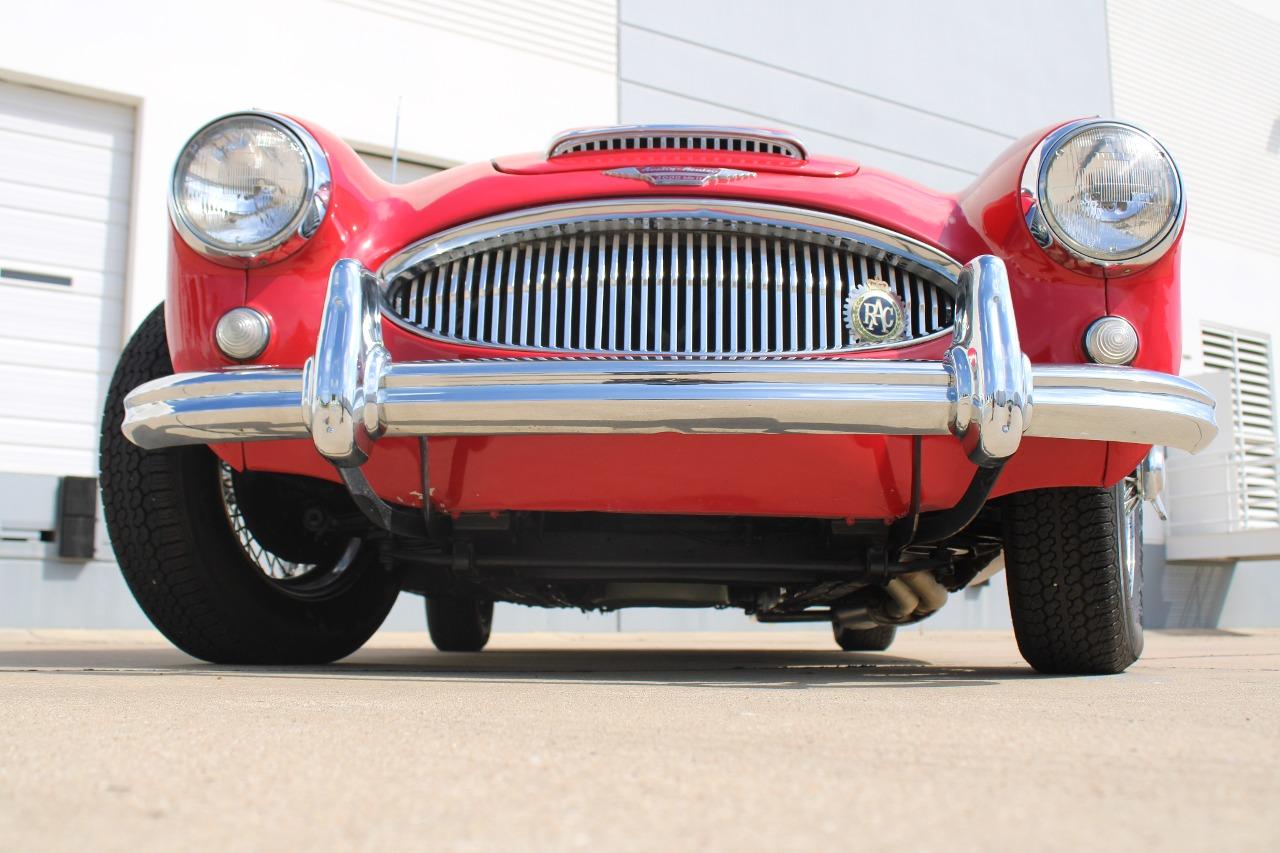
[380, 202, 959, 357]
[547, 125, 807, 159]
[1202, 325, 1279, 528]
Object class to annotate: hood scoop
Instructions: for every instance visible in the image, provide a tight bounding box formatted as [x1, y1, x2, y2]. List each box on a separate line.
[547, 124, 808, 160]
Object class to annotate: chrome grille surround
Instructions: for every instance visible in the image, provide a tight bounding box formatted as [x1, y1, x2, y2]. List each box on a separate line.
[548, 125, 808, 159]
[379, 199, 961, 357]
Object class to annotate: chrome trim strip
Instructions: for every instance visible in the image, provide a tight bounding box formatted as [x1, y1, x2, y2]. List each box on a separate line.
[379, 199, 962, 292]
[547, 125, 807, 159]
[123, 256, 1217, 459]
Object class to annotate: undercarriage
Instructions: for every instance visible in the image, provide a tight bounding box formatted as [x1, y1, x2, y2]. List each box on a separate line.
[229, 460, 1004, 629]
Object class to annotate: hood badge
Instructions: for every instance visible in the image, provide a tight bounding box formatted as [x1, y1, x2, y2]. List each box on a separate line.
[603, 166, 756, 187]
[846, 278, 907, 344]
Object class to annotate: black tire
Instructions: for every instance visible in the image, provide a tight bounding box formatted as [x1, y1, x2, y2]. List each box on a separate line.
[426, 595, 494, 652]
[833, 623, 897, 652]
[1002, 480, 1144, 675]
[100, 305, 399, 664]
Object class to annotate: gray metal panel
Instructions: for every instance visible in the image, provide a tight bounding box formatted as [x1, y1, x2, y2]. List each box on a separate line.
[619, 0, 1112, 190]
[0, 473, 60, 533]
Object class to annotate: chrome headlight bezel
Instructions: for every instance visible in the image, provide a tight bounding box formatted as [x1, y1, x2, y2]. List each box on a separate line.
[168, 111, 331, 267]
[1021, 119, 1184, 275]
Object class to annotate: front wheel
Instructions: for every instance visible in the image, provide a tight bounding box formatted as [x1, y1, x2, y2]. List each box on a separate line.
[100, 306, 399, 664]
[1002, 478, 1144, 675]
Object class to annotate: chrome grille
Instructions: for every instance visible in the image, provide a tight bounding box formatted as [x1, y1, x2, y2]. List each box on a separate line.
[382, 201, 959, 356]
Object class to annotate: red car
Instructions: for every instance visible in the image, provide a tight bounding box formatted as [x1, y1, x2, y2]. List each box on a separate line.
[101, 113, 1215, 673]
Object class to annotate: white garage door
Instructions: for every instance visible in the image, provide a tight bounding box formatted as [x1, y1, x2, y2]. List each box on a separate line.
[0, 80, 134, 478]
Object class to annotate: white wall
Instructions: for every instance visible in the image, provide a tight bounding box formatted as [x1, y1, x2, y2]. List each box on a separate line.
[1108, 0, 1280, 371]
[0, 0, 618, 632]
[1109, 0, 1280, 625]
[619, 0, 1112, 191]
[2, 0, 618, 338]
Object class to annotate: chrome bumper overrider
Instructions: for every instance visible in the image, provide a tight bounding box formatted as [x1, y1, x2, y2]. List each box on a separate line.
[123, 256, 1217, 468]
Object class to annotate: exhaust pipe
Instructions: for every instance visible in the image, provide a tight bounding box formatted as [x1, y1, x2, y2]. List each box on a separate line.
[900, 570, 948, 615]
[833, 569, 951, 628]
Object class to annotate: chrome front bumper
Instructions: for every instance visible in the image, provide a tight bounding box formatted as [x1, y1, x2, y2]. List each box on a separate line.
[123, 256, 1217, 468]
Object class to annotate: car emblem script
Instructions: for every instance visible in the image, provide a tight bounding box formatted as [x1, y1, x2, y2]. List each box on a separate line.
[602, 166, 756, 187]
[845, 278, 907, 343]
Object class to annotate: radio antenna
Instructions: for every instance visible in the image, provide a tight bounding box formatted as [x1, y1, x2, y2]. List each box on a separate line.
[390, 96, 403, 183]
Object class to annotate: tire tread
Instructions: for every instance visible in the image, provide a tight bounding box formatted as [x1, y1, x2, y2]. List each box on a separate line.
[100, 306, 396, 664]
[1002, 486, 1140, 675]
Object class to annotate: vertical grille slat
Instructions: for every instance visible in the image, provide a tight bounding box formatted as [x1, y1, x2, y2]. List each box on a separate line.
[409, 276, 422, 326]
[611, 230, 627, 350]
[743, 236, 754, 353]
[914, 276, 927, 339]
[654, 233, 665, 352]
[684, 234, 695, 353]
[388, 220, 956, 356]
[805, 244, 818, 351]
[533, 243, 546, 347]
[547, 239, 561, 349]
[783, 239, 793, 348]
[446, 260, 461, 338]
[728, 234, 739, 354]
[562, 239, 576, 349]
[464, 256, 479, 339]
[886, 264, 901, 335]
[668, 232, 679, 353]
[699, 232, 710, 355]
[503, 248, 517, 343]
[578, 235, 591, 348]
[589, 238, 601, 349]
[474, 254, 489, 341]
[640, 232, 651, 352]
[714, 234, 725, 353]
[828, 246, 843, 349]
[519, 249, 533, 347]
[623, 231, 635, 351]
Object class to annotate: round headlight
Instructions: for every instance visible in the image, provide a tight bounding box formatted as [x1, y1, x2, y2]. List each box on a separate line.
[1027, 120, 1182, 268]
[170, 113, 330, 264]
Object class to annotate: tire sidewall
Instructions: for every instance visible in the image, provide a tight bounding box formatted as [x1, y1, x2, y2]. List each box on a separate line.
[100, 305, 399, 663]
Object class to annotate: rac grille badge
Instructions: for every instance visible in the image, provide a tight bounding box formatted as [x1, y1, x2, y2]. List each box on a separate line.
[846, 278, 907, 344]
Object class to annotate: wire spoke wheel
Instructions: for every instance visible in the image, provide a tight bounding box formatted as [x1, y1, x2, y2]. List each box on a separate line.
[218, 461, 364, 600]
[1116, 473, 1143, 635]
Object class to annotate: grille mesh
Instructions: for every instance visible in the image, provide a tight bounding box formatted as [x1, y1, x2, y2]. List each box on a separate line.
[385, 220, 955, 356]
[553, 134, 801, 158]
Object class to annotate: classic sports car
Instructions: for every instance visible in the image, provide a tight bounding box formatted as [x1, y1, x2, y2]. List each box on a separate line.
[101, 113, 1215, 674]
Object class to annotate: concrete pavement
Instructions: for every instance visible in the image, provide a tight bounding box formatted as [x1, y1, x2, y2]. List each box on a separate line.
[1, 629, 1277, 851]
